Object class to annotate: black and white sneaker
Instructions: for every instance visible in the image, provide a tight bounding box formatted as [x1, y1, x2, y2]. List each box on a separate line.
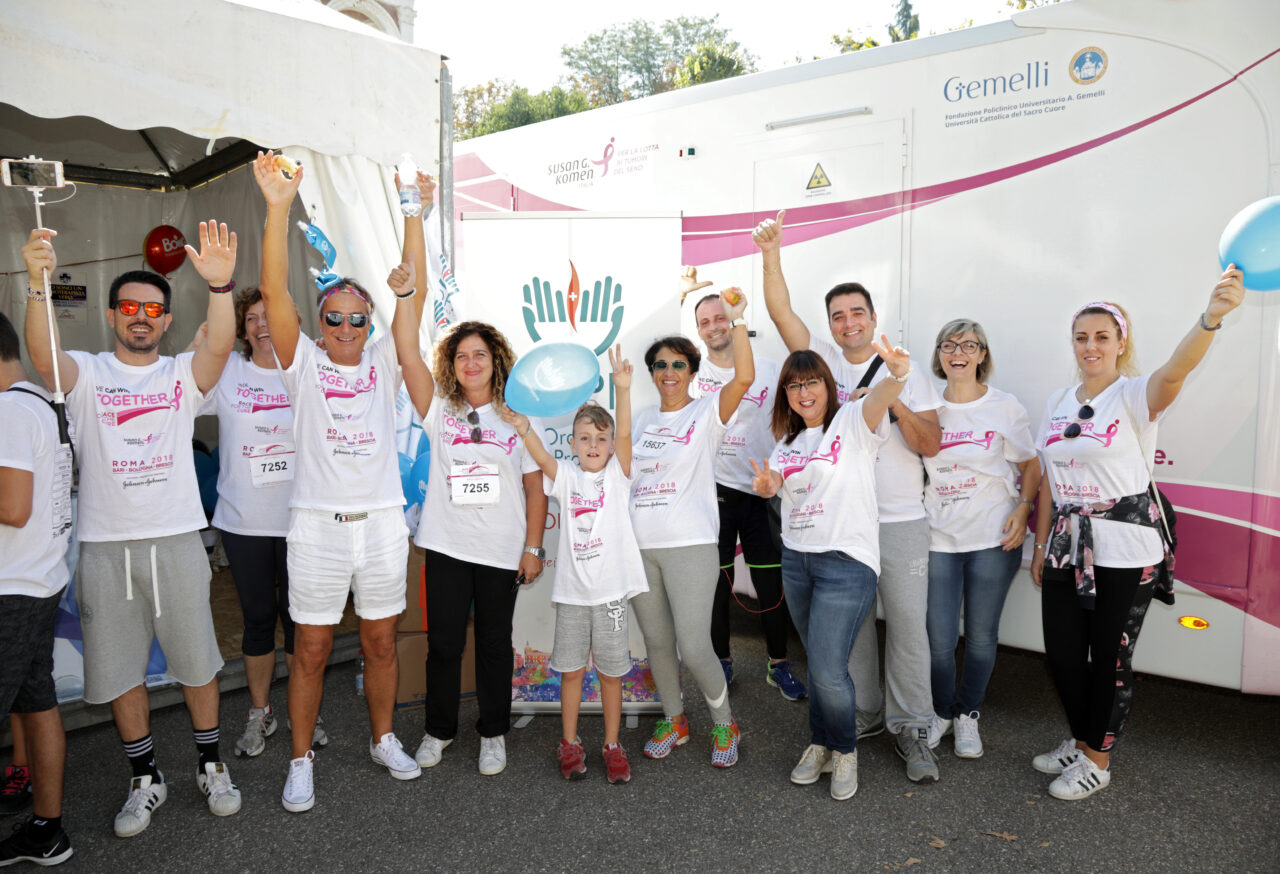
[1048, 755, 1110, 800]
[113, 773, 166, 838]
[0, 818, 73, 867]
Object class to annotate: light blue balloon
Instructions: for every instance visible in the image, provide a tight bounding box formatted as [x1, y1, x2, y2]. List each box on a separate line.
[398, 451, 419, 507]
[506, 341, 601, 418]
[410, 450, 431, 504]
[1218, 196, 1280, 291]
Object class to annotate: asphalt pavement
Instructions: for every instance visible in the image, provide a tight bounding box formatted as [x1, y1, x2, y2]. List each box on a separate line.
[5, 612, 1278, 873]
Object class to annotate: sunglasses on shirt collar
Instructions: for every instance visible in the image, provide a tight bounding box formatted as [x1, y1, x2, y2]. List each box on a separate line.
[467, 409, 482, 444]
[1062, 403, 1096, 439]
[323, 311, 369, 328]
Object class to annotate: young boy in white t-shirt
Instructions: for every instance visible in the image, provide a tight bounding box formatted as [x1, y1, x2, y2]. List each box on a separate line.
[502, 345, 647, 784]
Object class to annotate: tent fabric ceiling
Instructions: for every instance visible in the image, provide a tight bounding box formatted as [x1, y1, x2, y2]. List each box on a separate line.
[1, 0, 441, 172]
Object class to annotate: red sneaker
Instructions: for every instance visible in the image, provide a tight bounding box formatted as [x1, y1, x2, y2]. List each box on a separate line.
[0, 765, 32, 815]
[557, 738, 587, 780]
[602, 743, 631, 784]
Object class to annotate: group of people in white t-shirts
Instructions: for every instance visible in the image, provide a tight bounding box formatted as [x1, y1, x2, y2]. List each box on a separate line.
[0, 154, 1246, 862]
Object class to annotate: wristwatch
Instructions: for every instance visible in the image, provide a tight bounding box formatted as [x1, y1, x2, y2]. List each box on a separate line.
[524, 546, 546, 560]
[730, 318, 747, 329]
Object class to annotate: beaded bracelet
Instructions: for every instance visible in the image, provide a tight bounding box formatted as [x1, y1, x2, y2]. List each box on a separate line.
[26, 287, 46, 301]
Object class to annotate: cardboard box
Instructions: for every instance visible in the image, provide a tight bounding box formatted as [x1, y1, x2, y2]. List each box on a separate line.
[395, 620, 476, 710]
[399, 543, 428, 633]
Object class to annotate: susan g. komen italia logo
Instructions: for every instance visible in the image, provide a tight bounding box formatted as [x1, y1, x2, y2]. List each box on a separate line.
[1070, 47, 1107, 85]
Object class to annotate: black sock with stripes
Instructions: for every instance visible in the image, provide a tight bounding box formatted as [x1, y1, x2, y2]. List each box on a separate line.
[193, 726, 221, 770]
[122, 734, 162, 782]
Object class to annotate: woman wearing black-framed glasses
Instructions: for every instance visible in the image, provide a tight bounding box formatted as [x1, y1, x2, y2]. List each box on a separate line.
[1029, 268, 1245, 802]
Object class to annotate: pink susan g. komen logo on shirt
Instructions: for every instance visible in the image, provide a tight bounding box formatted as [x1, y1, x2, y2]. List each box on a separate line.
[648, 422, 697, 445]
[320, 365, 377, 401]
[939, 430, 996, 451]
[101, 380, 183, 425]
[742, 386, 770, 408]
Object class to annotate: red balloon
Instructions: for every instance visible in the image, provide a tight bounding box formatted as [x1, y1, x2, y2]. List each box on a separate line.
[143, 225, 187, 275]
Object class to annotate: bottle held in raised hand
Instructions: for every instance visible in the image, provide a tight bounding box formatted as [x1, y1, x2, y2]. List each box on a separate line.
[397, 153, 422, 217]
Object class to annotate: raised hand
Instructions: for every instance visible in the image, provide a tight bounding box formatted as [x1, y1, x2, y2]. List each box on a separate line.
[22, 228, 57, 287]
[185, 220, 237, 287]
[749, 457, 780, 498]
[500, 406, 531, 436]
[1206, 265, 1245, 324]
[251, 150, 302, 207]
[608, 343, 632, 391]
[678, 265, 713, 304]
[721, 286, 747, 321]
[870, 333, 911, 379]
[387, 261, 417, 297]
[751, 210, 786, 253]
[416, 170, 437, 204]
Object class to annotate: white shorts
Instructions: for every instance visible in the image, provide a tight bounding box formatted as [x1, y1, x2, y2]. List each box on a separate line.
[286, 507, 409, 625]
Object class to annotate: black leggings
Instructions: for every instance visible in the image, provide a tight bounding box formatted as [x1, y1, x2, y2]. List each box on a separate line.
[711, 485, 791, 661]
[221, 531, 293, 656]
[1041, 564, 1157, 752]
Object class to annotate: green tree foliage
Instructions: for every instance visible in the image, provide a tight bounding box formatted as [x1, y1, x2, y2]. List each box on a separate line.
[889, 0, 920, 41]
[561, 15, 755, 106]
[831, 31, 880, 53]
[452, 79, 513, 141]
[467, 86, 591, 139]
[1007, 0, 1059, 8]
[671, 43, 755, 89]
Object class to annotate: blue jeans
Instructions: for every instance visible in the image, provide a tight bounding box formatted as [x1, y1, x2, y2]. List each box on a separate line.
[926, 546, 1022, 718]
[781, 546, 878, 754]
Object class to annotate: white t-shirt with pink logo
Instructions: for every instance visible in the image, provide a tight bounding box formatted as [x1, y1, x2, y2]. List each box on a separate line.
[771, 398, 888, 573]
[1036, 375, 1163, 567]
[416, 400, 540, 570]
[812, 338, 943, 523]
[543, 456, 648, 606]
[280, 333, 402, 513]
[66, 350, 207, 542]
[630, 395, 734, 549]
[692, 357, 781, 495]
[201, 355, 294, 537]
[924, 387, 1036, 553]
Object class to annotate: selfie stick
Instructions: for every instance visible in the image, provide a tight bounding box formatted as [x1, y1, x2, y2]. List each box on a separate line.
[28, 187, 72, 449]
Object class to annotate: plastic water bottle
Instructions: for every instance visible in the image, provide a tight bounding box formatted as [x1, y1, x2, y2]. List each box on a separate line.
[355, 650, 365, 697]
[397, 153, 422, 217]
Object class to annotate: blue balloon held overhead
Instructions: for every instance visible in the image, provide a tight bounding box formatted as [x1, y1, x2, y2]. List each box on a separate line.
[506, 341, 601, 418]
[1218, 196, 1280, 291]
[410, 449, 431, 505]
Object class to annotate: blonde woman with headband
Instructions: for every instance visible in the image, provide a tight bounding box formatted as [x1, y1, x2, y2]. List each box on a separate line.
[1030, 268, 1244, 801]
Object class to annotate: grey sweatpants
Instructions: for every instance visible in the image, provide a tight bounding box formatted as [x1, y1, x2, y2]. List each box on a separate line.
[849, 517, 934, 733]
[631, 544, 733, 723]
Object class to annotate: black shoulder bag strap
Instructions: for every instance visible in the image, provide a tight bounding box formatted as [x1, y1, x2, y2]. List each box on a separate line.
[854, 355, 897, 423]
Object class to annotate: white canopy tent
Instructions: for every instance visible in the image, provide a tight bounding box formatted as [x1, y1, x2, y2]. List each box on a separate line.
[0, 0, 444, 357]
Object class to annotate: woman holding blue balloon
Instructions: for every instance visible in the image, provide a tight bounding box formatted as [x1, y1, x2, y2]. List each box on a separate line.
[629, 285, 753, 768]
[1030, 266, 1245, 802]
[391, 255, 546, 778]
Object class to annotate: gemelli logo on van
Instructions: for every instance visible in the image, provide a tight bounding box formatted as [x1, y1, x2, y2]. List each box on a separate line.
[1070, 47, 1108, 85]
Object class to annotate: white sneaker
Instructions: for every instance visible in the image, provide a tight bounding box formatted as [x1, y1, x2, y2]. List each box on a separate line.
[478, 736, 507, 776]
[1033, 738, 1082, 775]
[415, 733, 452, 768]
[196, 762, 242, 816]
[829, 749, 858, 801]
[281, 751, 315, 813]
[234, 706, 277, 757]
[113, 773, 167, 838]
[953, 712, 983, 759]
[927, 714, 952, 750]
[789, 744, 832, 785]
[370, 733, 422, 781]
[1048, 754, 1111, 800]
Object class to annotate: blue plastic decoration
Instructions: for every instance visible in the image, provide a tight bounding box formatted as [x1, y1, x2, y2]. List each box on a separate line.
[505, 341, 601, 418]
[298, 220, 338, 269]
[399, 452, 419, 507]
[1218, 196, 1280, 291]
[410, 448, 431, 505]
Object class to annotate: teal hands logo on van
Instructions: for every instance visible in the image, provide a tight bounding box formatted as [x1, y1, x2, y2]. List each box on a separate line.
[522, 261, 624, 356]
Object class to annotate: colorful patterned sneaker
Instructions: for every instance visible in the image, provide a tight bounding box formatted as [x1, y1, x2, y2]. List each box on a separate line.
[643, 716, 690, 759]
[0, 817, 73, 867]
[602, 743, 631, 784]
[766, 660, 808, 701]
[829, 749, 859, 801]
[0, 766, 32, 815]
[113, 773, 167, 838]
[710, 720, 740, 768]
[1032, 738, 1082, 775]
[895, 727, 940, 783]
[370, 733, 422, 781]
[856, 709, 886, 740]
[953, 712, 983, 759]
[1048, 755, 1110, 800]
[790, 744, 832, 785]
[557, 739, 587, 780]
[281, 751, 315, 813]
[926, 714, 952, 750]
[234, 706, 277, 758]
[197, 762, 242, 816]
[720, 659, 734, 687]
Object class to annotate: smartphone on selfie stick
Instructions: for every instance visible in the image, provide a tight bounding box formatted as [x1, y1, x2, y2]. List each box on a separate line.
[3, 157, 73, 449]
